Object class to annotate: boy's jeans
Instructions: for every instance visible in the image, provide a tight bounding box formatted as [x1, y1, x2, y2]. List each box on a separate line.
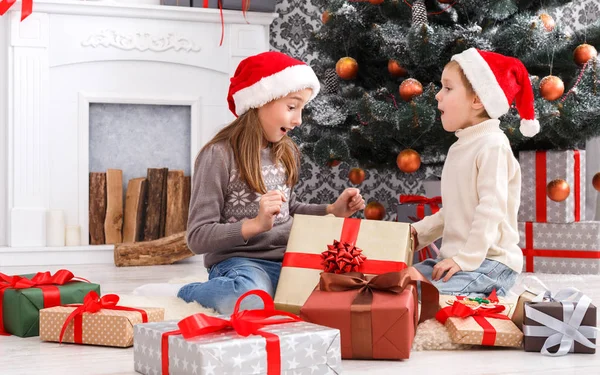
[177, 256, 282, 314]
[413, 258, 518, 297]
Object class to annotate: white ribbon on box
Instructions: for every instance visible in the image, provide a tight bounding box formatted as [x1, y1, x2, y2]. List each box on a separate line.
[521, 275, 584, 303]
[524, 293, 598, 356]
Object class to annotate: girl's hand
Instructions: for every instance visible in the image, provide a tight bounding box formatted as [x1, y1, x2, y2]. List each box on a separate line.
[327, 188, 365, 218]
[255, 190, 286, 232]
[242, 190, 286, 240]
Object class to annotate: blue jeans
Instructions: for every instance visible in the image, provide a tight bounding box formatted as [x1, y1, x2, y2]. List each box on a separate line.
[177, 257, 282, 315]
[413, 258, 518, 297]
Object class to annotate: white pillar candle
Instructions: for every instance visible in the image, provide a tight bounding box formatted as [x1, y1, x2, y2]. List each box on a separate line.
[46, 210, 66, 247]
[65, 225, 81, 246]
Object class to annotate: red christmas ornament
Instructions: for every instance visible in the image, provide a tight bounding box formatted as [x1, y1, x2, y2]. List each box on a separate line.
[539, 13, 555, 32]
[574, 44, 598, 66]
[547, 179, 570, 202]
[399, 78, 423, 101]
[592, 172, 600, 192]
[336, 57, 359, 80]
[348, 168, 366, 185]
[322, 11, 331, 24]
[539, 75, 564, 101]
[369, 0, 385, 4]
[388, 59, 408, 77]
[364, 201, 386, 220]
[396, 149, 421, 173]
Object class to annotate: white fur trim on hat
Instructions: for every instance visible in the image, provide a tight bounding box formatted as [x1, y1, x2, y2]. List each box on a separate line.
[520, 118, 540, 137]
[451, 48, 510, 119]
[232, 64, 320, 115]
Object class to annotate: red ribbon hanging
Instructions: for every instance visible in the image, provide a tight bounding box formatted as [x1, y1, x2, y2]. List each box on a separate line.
[200, 1, 251, 46]
[535, 151, 547, 222]
[522, 221, 600, 272]
[0, 269, 89, 335]
[59, 291, 148, 344]
[0, 0, 33, 21]
[574, 150, 581, 222]
[160, 290, 300, 375]
[282, 218, 407, 274]
[436, 301, 509, 346]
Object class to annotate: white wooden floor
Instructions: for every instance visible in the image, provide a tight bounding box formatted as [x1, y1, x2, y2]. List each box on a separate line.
[1, 261, 598, 375]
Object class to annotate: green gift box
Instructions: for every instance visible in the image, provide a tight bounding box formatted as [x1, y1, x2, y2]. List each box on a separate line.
[0, 271, 100, 337]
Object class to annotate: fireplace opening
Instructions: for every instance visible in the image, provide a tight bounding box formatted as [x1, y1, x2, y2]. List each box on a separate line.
[88, 103, 192, 245]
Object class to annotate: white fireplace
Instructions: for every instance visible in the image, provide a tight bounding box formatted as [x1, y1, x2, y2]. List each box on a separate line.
[0, 0, 277, 265]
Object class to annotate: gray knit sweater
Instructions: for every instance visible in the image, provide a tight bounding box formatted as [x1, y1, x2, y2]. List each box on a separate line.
[186, 141, 328, 268]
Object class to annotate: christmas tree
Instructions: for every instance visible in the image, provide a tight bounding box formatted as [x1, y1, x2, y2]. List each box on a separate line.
[292, 0, 600, 171]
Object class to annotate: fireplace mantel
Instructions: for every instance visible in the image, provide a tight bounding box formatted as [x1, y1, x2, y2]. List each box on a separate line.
[0, 0, 277, 265]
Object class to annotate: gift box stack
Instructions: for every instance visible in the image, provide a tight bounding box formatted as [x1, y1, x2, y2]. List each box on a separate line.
[517, 150, 600, 274]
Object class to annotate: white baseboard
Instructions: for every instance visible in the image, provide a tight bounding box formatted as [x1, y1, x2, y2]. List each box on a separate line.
[0, 245, 204, 267]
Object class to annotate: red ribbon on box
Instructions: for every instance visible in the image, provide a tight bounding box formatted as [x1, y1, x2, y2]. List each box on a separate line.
[399, 195, 441, 219]
[160, 290, 300, 375]
[0, 269, 90, 335]
[282, 218, 408, 275]
[58, 291, 149, 344]
[0, 0, 33, 21]
[436, 299, 509, 346]
[522, 222, 600, 272]
[534, 150, 581, 223]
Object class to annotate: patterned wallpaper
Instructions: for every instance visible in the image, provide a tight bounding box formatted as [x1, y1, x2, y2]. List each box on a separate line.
[269, 0, 597, 220]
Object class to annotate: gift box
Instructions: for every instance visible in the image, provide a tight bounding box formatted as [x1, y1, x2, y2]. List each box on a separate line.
[40, 292, 164, 348]
[518, 221, 600, 274]
[133, 290, 342, 375]
[274, 214, 413, 314]
[161, 0, 191, 6]
[191, 0, 276, 12]
[523, 295, 597, 355]
[299, 269, 439, 360]
[397, 194, 442, 264]
[436, 297, 523, 348]
[0, 270, 100, 337]
[518, 150, 586, 224]
[511, 290, 538, 330]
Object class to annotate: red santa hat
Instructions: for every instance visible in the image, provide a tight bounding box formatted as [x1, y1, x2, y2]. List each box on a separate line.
[451, 48, 540, 137]
[227, 51, 320, 117]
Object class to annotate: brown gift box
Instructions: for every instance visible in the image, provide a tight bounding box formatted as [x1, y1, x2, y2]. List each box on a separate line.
[40, 305, 164, 347]
[511, 290, 538, 330]
[275, 214, 413, 314]
[523, 301, 597, 354]
[299, 268, 439, 360]
[446, 316, 523, 348]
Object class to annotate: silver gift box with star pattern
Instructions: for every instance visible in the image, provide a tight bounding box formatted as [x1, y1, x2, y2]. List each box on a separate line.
[518, 150, 586, 224]
[133, 319, 342, 375]
[518, 221, 600, 274]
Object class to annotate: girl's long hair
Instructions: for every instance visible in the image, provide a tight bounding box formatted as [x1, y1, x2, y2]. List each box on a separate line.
[201, 109, 300, 194]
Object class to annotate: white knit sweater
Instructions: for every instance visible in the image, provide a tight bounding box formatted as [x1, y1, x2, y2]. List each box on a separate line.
[412, 119, 523, 273]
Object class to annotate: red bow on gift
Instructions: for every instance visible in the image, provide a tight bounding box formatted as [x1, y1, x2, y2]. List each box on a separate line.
[161, 290, 300, 375]
[0, 269, 89, 336]
[0, 0, 33, 21]
[321, 240, 367, 274]
[436, 290, 509, 346]
[59, 291, 148, 344]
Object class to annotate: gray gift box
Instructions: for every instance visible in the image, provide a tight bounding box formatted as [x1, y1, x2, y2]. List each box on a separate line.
[161, 0, 191, 6]
[191, 0, 276, 12]
[397, 194, 442, 264]
[133, 319, 342, 375]
[518, 150, 586, 224]
[518, 221, 600, 274]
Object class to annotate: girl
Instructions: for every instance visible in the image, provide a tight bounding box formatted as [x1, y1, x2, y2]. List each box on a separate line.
[411, 48, 540, 297]
[135, 51, 365, 313]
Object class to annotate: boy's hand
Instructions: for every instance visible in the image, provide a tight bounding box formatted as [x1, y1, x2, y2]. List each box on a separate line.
[326, 188, 365, 217]
[411, 226, 419, 250]
[432, 258, 461, 282]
